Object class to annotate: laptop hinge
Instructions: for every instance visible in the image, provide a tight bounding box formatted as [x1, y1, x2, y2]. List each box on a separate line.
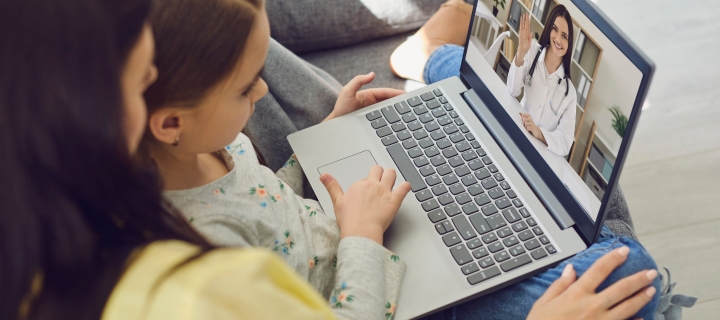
[461, 89, 575, 230]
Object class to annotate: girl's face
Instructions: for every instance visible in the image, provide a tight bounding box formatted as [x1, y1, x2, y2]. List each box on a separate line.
[176, 9, 270, 155]
[549, 16, 570, 59]
[121, 25, 158, 154]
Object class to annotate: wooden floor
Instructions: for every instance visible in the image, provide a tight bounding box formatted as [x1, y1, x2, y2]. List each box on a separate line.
[596, 0, 720, 317]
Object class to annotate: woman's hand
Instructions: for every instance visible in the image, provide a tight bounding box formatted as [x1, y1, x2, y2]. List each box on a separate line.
[322, 72, 405, 123]
[516, 13, 532, 67]
[320, 166, 411, 245]
[520, 113, 546, 144]
[527, 247, 658, 320]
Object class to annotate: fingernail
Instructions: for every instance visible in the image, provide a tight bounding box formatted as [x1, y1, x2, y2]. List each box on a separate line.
[645, 286, 656, 297]
[367, 71, 374, 76]
[319, 174, 327, 182]
[646, 269, 658, 281]
[561, 264, 573, 277]
[617, 246, 630, 257]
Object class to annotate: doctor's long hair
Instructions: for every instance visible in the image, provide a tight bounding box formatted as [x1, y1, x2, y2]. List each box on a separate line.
[538, 5, 574, 81]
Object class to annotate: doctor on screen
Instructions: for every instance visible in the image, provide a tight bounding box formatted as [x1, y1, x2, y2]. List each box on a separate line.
[507, 5, 577, 157]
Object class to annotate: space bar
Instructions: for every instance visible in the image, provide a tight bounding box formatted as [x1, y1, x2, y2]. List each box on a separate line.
[386, 144, 427, 192]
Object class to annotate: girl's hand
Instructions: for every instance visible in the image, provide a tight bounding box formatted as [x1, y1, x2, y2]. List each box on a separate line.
[322, 72, 405, 123]
[320, 166, 411, 245]
[520, 113, 546, 145]
[527, 247, 658, 320]
[516, 13, 532, 67]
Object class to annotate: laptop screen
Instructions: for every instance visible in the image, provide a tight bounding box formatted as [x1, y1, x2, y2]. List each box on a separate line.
[461, 0, 652, 233]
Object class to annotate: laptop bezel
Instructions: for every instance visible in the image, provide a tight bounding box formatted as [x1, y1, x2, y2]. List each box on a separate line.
[458, 0, 655, 244]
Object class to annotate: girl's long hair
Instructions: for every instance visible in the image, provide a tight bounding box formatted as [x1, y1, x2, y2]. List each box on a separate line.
[0, 0, 211, 319]
[538, 4, 574, 80]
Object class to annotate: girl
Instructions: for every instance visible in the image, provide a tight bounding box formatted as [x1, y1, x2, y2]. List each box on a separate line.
[142, 0, 412, 317]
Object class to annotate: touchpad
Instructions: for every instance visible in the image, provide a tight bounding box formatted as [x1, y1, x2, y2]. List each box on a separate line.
[317, 151, 378, 193]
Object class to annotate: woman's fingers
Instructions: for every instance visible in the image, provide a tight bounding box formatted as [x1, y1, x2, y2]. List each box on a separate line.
[392, 181, 412, 203]
[380, 167, 397, 189]
[574, 247, 630, 292]
[367, 165, 383, 182]
[340, 72, 375, 99]
[535, 264, 577, 305]
[320, 174, 344, 204]
[360, 88, 406, 106]
[606, 285, 657, 320]
[598, 269, 657, 309]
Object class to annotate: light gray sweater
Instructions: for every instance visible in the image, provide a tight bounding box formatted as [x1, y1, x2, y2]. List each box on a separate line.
[165, 133, 405, 320]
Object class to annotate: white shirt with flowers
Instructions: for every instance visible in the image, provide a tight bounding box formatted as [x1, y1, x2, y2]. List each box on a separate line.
[164, 133, 405, 320]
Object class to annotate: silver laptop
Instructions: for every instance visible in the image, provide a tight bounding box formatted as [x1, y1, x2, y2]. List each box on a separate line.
[289, 0, 654, 318]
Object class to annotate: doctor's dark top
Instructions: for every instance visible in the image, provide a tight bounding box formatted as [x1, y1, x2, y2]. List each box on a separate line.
[507, 40, 577, 157]
[163, 133, 406, 320]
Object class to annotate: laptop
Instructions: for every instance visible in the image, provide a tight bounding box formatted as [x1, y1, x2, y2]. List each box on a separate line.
[288, 0, 654, 318]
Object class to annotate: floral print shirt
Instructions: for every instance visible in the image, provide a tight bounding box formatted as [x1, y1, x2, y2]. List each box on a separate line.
[164, 133, 406, 319]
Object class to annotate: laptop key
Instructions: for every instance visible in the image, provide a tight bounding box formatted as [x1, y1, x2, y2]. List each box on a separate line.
[468, 159, 484, 170]
[513, 199, 524, 208]
[461, 150, 478, 161]
[445, 104, 454, 111]
[407, 120, 422, 131]
[442, 232, 461, 247]
[437, 115, 453, 126]
[407, 96, 423, 107]
[431, 184, 448, 196]
[475, 168, 491, 180]
[494, 251, 510, 262]
[539, 235, 550, 245]
[428, 209, 446, 223]
[465, 133, 475, 141]
[462, 203, 479, 215]
[442, 174, 459, 185]
[499, 254, 532, 272]
[503, 236, 519, 247]
[449, 183, 465, 195]
[426, 99, 441, 109]
[526, 218, 537, 226]
[467, 239, 483, 250]
[546, 245, 557, 254]
[462, 262, 480, 275]
[394, 101, 412, 114]
[418, 138, 433, 148]
[502, 207, 521, 223]
[414, 105, 429, 115]
[481, 178, 498, 190]
[518, 230, 534, 241]
[436, 138, 452, 149]
[391, 122, 406, 132]
[376, 126, 392, 137]
[519, 208, 531, 218]
[488, 187, 504, 199]
[401, 112, 417, 123]
[469, 214, 492, 235]
[437, 164, 452, 176]
[461, 175, 478, 186]
[488, 242, 504, 253]
[371, 118, 387, 129]
[468, 185, 484, 196]
[481, 204, 498, 216]
[424, 121, 440, 132]
[458, 124, 469, 132]
[472, 247, 489, 259]
[478, 258, 497, 270]
[487, 214, 506, 229]
[402, 139, 417, 149]
[482, 157, 493, 165]
[439, 96, 448, 104]
[454, 118, 464, 125]
[418, 113, 434, 123]
[425, 146, 440, 157]
[455, 192, 471, 205]
[382, 106, 401, 123]
[531, 248, 548, 260]
[433, 88, 443, 97]
[444, 124, 459, 134]
[366, 110, 383, 121]
[487, 164, 498, 173]
[430, 130, 445, 140]
[396, 130, 411, 141]
[448, 156, 464, 167]
[408, 147, 423, 159]
[386, 144, 426, 192]
[500, 181, 511, 190]
[512, 221, 528, 232]
[452, 216, 477, 240]
[524, 239, 541, 250]
[533, 227, 544, 235]
[445, 204, 462, 217]
[419, 198, 439, 212]
[442, 147, 458, 158]
[449, 132, 465, 143]
[481, 232, 498, 244]
[455, 141, 471, 152]
[471, 141, 482, 150]
[425, 174, 441, 186]
[435, 222, 447, 234]
[509, 244, 526, 256]
[420, 92, 435, 101]
[432, 108, 446, 118]
[413, 156, 429, 167]
[496, 227, 513, 238]
[415, 189, 433, 202]
[454, 165, 470, 177]
[438, 194, 454, 206]
[381, 135, 398, 146]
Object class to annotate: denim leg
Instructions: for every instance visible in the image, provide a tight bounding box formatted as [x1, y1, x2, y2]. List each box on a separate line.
[423, 44, 464, 84]
[423, 226, 661, 320]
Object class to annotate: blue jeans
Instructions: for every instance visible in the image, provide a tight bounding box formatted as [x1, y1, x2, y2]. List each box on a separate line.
[423, 225, 661, 319]
[423, 44, 465, 84]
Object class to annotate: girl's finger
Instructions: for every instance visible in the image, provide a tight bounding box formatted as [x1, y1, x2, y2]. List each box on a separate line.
[340, 72, 375, 99]
[380, 167, 397, 189]
[320, 174, 344, 204]
[598, 269, 657, 309]
[367, 165, 383, 182]
[574, 247, 630, 292]
[362, 88, 406, 105]
[606, 286, 656, 320]
[534, 264, 577, 305]
[392, 181, 412, 203]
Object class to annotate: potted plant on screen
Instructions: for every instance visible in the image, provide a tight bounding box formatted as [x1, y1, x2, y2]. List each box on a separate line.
[493, 0, 506, 16]
[608, 105, 628, 137]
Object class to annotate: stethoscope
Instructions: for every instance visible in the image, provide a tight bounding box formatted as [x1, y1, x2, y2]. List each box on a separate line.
[524, 45, 570, 116]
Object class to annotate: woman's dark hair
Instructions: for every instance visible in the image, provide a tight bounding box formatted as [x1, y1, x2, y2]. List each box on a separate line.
[538, 4, 574, 80]
[0, 0, 211, 319]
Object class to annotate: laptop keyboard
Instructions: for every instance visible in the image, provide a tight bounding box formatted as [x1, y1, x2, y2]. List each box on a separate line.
[366, 88, 557, 285]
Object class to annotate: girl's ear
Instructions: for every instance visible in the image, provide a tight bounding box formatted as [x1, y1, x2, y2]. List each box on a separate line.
[147, 108, 183, 146]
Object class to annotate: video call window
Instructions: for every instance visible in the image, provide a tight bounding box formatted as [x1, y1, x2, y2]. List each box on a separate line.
[467, 0, 643, 217]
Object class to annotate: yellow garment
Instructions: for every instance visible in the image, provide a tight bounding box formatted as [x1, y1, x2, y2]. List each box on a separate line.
[102, 240, 336, 320]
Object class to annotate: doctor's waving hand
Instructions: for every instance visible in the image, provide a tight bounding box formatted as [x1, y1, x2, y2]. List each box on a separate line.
[507, 5, 577, 157]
